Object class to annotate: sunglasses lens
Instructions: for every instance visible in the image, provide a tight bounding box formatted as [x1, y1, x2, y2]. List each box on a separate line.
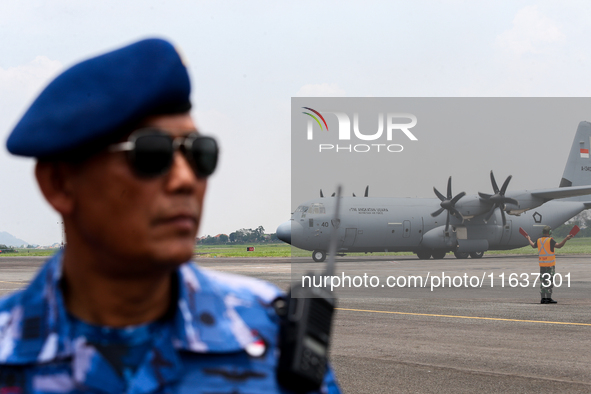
[132, 134, 174, 177]
[190, 136, 218, 177]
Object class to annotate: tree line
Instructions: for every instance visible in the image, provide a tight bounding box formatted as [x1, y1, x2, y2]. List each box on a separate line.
[553, 211, 591, 238]
[197, 226, 281, 245]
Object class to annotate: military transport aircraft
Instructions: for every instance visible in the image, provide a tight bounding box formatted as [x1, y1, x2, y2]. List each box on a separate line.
[276, 121, 591, 262]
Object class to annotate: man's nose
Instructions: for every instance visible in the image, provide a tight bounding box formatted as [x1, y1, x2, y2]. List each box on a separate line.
[165, 151, 199, 192]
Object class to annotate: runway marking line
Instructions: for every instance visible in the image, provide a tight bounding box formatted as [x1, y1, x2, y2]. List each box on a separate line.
[336, 307, 591, 327]
[0, 280, 26, 285]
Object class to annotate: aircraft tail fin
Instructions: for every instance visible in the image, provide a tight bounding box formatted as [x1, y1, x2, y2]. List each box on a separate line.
[560, 122, 591, 198]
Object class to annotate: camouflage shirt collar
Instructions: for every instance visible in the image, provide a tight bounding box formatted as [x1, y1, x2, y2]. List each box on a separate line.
[0, 252, 275, 364]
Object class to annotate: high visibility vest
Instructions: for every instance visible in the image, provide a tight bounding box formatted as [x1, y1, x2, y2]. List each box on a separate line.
[537, 237, 556, 267]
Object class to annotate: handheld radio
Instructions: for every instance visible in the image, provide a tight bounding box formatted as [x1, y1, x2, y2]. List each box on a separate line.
[277, 186, 342, 393]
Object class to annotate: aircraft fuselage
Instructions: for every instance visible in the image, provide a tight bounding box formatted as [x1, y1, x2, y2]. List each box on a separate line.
[279, 197, 585, 257]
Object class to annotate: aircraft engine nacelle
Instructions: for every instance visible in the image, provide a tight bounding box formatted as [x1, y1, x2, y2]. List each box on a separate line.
[421, 226, 457, 250]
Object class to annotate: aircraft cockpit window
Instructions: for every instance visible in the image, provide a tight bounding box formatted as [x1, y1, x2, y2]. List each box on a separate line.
[309, 203, 325, 214]
[295, 206, 309, 213]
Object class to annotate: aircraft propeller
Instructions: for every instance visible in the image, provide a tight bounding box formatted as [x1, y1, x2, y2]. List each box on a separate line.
[321, 186, 369, 198]
[353, 186, 370, 197]
[431, 176, 466, 232]
[478, 171, 519, 226]
[318, 189, 337, 197]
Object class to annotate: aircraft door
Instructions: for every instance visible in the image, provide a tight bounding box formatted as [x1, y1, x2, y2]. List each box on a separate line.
[403, 220, 411, 238]
[344, 228, 357, 247]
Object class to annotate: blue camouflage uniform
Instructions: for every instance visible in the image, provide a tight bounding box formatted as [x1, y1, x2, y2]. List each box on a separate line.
[0, 252, 341, 393]
[1, 38, 341, 393]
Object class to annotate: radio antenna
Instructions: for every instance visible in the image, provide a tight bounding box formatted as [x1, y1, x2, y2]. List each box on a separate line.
[325, 185, 342, 277]
[277, 185, 341, 392]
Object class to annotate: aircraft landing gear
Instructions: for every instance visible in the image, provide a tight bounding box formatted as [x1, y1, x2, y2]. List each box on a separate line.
[431, 251, 447, 259]
[454, 251, 470, 259]
[469, 251, 484, 259]
[416, 251, 432, 260]
[312, 250, 327, 262]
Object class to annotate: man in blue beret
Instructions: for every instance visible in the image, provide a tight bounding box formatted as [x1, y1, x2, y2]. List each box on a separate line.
[0, 38, 340, 393]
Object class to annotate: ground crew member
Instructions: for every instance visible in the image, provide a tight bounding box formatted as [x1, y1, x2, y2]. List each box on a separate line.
[0, 38, 340, 393]
[526, 225, 573, 304]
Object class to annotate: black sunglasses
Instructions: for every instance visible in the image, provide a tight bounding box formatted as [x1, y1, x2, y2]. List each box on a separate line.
[108, 128, 219, 178]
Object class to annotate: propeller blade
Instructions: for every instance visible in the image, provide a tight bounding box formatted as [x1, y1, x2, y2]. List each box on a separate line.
[480, 172, 516, 223]
[434, 178, 465, 225]
[500, 175, 512, 194]
[446, 176, 452, 199]
[320, 189, 324, 198]
[484, 206, 496, 223]
[431, 207, 445, 217]
[450, 191, 466, 205]
[433, 187, 446, 201]
[490, 171, 499, 194]
[364, 185, 369, 197]
[450, 208, 464, 221]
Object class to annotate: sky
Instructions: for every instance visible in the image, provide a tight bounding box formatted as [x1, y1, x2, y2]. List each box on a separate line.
[2, 1, 591, 245]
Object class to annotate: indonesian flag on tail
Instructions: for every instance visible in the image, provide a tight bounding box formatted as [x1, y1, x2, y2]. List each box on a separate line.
[580, 148, 589, 158]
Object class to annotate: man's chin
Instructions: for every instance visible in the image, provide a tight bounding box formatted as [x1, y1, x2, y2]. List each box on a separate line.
[150, 240, 195, 266]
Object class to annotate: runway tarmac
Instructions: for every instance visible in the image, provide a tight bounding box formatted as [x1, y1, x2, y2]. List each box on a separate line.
[1, 254, 590, 393]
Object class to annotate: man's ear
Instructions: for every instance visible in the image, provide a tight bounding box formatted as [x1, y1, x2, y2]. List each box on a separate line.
[35, 161, 76, 216]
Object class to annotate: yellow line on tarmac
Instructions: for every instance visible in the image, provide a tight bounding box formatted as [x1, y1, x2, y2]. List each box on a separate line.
[336, 307, 591, 327]
[0, 280, 24, 285]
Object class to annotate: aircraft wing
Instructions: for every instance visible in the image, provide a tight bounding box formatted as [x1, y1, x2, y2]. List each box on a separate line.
[529, 185, 591, 200]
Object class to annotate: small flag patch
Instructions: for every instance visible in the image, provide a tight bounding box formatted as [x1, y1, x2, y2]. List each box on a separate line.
[580, 148, 589, 158]
[245, 330, 267, 358]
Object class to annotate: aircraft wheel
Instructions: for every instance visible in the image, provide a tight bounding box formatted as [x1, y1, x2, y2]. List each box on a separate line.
[416, 251, 431, 260]
[470, 251, 484, 259]
[312, 250, 327, 262]
[432, 251, 447, 259]
[454, 251, 470, 259]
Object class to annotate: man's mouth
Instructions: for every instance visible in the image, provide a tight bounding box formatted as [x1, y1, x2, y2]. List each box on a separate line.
[154, 213, 198, 231]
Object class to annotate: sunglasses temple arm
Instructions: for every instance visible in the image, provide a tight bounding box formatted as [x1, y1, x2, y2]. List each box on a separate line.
[108, 141, 135, 153]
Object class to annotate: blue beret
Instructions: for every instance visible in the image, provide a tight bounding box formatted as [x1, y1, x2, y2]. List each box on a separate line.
[7, 38, 191, 158]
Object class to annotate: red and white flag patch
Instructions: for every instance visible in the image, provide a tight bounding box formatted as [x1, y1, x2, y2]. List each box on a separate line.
[245, 330, 267, 358]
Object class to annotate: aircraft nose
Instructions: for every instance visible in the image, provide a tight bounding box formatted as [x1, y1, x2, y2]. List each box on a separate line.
[276, 220, 292, 244]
